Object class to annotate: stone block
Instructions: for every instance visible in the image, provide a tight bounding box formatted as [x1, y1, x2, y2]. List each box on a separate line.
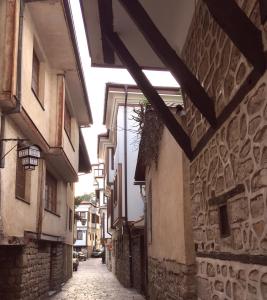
[229, 197, 249, 223]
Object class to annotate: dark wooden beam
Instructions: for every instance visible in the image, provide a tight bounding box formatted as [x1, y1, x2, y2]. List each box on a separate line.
[204, 0, 265, 72]
[105, 31, 193, 160]
[98, 0, 115, 64]
[259, 0, 267, 24]
[118, 0, 216, 128]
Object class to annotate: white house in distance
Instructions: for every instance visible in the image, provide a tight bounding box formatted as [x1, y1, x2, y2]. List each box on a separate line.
[74, 201, 89, 255]
[93, 162, 110, 241]
[98, 83, 180, 291]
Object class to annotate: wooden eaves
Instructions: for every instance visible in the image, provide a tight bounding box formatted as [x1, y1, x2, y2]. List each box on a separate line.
[98, 0, 266, 162]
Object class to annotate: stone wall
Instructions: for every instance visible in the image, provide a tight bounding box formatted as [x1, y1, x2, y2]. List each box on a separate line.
[197, 257, 267, 300]
[182, 0, 260, 149]
[0, 240, 69, 299]
[113, 230, 131, 287]
[132, 233, 145, 294]
[0, 246, 23, 299]
[148, 257, 196, 300]
[63, 244, 73, 282]
[50, 243, 64, 291]
[190, 76, 267, 255]
[183, 0, 267, 299]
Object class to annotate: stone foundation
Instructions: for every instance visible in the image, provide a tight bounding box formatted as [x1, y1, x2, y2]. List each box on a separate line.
[197, 256, 267, 300]
[148, 257, 197, 300]
[132, 233, 145, 294]
[113, 231, 131, 287]
[0, 240, 70, 299]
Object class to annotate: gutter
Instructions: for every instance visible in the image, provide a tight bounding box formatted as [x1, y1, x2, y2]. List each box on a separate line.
[124, 85, 133, 287]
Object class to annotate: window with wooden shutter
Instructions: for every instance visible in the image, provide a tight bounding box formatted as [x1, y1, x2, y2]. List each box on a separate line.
[15, 157, 26, 201]
[64, 103, 71, 138]
[45, 171, 57, 213]
[31, 50, 40, 97]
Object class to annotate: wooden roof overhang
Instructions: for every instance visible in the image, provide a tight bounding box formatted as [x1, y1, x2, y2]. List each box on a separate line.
[81, 0, 266, 161]
[26, 0, 93, 126]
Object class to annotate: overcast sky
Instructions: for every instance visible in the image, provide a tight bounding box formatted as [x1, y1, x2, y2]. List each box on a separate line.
[69, 1, 178, 195]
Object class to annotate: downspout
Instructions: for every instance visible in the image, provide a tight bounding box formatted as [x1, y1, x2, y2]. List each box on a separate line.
[124, 85, 133, 287]
[0, 0, 24, 237]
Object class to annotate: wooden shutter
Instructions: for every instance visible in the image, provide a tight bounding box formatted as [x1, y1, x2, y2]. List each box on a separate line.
[45, 171, 57, 213]
[15, 158, 26, 200]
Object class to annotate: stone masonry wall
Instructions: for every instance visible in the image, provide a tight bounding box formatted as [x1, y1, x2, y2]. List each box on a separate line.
[113, 230, 131, 288]
[0, 246, 23, 299]
[50, 243, 64, 291]
[148, 257, 196, 300]
[197, 257, 267, 300]
[0, 240, 68, 299]
[183, 0, 267, 299]
[182, 0, 260, 149]
[132, 233, 145, 294]
[63, 244, 73, 283]
[20, 241, 51, 299]
[190, 76, 267, 255]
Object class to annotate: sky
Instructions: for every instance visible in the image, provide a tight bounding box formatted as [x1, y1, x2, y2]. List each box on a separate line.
[69, 1, 178, 196]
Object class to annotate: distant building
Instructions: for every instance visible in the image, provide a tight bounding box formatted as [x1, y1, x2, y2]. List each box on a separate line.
[0, 1, 92, 299]
[74, 197, 101, 256]
[92, 161, 111, 264]
[98, 83, 180, 293]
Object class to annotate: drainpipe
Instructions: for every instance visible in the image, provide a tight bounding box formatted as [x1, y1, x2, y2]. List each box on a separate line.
[124, 85, 133, 287]
[0, 0, 24, 237]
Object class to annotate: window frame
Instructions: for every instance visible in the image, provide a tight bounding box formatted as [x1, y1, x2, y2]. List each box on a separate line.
[44, 170, 58, 214]
[77, 230, 83, 240]
[31, 49, 40, 98]
[15, 155, 27, 203]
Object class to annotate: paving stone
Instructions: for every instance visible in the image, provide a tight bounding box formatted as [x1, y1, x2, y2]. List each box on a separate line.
[51, 258, 145, 300]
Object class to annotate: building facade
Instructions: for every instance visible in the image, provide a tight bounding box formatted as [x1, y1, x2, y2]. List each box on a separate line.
[0, 0, 92, 299]
[92, 162, 111, 261]
[135, 104, 196, 299]
[98, 84, 181, 294]
[83, 0, 267, 299]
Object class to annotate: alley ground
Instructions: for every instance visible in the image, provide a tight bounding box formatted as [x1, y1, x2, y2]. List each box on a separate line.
[50, 258, 145, 300]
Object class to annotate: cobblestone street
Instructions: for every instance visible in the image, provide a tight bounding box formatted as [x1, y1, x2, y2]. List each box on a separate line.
[50, 258, 145, 300]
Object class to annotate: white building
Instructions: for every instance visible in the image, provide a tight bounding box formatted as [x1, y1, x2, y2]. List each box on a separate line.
[98, 83, 181, 289]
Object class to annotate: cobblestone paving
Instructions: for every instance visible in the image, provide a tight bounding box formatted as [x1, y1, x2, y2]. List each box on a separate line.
[51, 258, 145, 300]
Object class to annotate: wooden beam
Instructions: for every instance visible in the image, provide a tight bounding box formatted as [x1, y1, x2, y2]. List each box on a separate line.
[105, 31, 193, 160]
[259, 0, 267, 24]
[203, 0, 265, 72]
[98, 0, 115, 64]
[118, 0, 216, 128]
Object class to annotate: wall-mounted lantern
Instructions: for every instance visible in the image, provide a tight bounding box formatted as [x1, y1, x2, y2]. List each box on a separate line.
[18, 145, 41, 170]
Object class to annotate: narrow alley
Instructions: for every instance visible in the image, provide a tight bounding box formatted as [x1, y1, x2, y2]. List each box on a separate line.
[51, 259, 145, 300]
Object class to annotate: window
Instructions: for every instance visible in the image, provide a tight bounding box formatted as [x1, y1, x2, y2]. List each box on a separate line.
[219, 205, 230, 237]
[77, 230, 83, 240]
[69, 208, 73, 231]
[15, 156, 26, 200]
[80, 212, 86, 219]
[113, 174, 118, 207]
[31, 50, 40, 97]
[92, 213, 99, 224]
[96, 189, 100, 200]
[45, 171, 57, 213]
[64, 103, 71, 138]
